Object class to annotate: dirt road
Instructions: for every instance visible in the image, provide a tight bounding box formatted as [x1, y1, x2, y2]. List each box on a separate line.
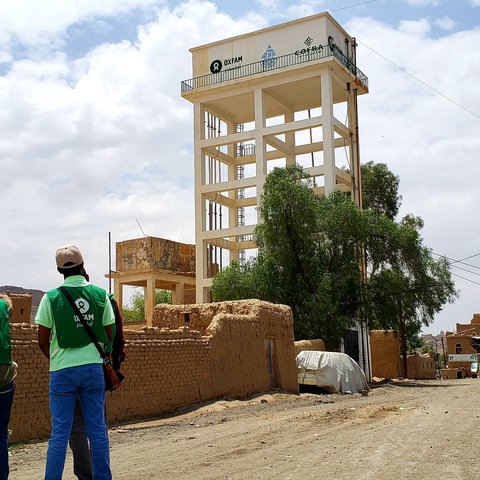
[9, 378, 480, 479]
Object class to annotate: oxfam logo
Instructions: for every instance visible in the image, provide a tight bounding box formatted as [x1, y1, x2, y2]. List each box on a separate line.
[75, 298, 90, 314]
[210, 59, 223, 73]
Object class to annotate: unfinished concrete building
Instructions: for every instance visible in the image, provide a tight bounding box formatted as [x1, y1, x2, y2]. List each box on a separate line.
[108, 237, 196, 324]
[181, 11, 368, 303]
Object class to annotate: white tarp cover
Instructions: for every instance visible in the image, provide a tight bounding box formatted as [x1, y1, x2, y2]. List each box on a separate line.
[296, 351, 369, 394]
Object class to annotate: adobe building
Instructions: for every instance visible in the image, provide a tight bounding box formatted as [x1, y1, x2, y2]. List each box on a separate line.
[370, 330, 402, 379]
[9, 299, 298, 442]
[9, 293, 32, 324]
[442, 313, 480, 379]
[108, 237, 196, 325]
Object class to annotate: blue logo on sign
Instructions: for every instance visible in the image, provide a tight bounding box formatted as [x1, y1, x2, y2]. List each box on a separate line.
[262, 45, 276, 69]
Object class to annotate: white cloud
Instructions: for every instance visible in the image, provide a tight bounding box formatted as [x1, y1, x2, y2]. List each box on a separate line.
[0, 1, 265, 291]
[434, 15, 455, 31]
[0, 0, 159, 48]
[398, 18, 431, 36]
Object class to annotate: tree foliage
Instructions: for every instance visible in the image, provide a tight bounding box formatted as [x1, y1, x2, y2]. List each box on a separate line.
[361, 161, 401, 220]
[122, 289, 172, 322]
[212, 163, 457, 348]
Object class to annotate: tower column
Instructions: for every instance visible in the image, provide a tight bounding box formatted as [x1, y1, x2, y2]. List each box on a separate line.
[254, 87, 267, 220]
[194, 102, 208, 302]
[321, 70, 335, 194]
[285, 110, 296, 167]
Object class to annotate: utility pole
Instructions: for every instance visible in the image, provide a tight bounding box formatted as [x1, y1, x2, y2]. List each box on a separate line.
[441, 336, 448, 369]
[399, 303, 408, 378]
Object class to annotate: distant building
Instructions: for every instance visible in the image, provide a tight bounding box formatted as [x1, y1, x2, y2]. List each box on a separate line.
[9, 293, 32, 324]
[441, 314, 480, 379]
[422, 331, 447, 356]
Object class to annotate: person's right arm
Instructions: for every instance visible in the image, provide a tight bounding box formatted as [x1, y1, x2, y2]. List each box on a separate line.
[38, 326, 51, 359]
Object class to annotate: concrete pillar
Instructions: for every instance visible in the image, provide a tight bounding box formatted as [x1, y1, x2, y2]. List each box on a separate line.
[194, 102, 208, 303]
[227, 121, 239, 263]
[285, 110, 295, 167]
[144, 276, 156, 326]
[114, 280, 123, 316]
[172, 282, 185, 305]
[254, 87, 266, 221]
[321, 70, 335, 194]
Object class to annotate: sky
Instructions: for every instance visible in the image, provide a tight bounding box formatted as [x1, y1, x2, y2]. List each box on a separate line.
[1, 0, 480, 334]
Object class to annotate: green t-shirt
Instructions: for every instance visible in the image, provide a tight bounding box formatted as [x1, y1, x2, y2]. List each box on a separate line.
[0, 299, 12, 365]
[35, 276, 115, 372]
[47, 284, 110, 348]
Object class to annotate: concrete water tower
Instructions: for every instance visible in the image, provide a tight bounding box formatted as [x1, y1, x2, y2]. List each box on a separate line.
[181, 12, 369, 303]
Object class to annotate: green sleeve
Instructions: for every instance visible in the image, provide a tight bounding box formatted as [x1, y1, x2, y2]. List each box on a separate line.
[102, 295, 115, 327]
[34, 294, 53, 329]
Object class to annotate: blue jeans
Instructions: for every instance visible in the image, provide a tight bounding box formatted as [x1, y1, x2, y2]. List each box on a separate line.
[46, 364, 111, 480]
[0, 381, 14, 480]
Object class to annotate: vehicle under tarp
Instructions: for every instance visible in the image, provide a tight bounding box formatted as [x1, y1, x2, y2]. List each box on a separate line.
[296, 350, 368, 394]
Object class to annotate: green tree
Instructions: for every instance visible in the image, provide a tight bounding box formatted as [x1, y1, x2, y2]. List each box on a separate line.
[214, 165, 361, 346]
[212, 260, 259, 301]
[123, 289, 172, 322]
[361, 164, 457, 375]
[212, 163, 457, 354]
[361, 161, 401, 220]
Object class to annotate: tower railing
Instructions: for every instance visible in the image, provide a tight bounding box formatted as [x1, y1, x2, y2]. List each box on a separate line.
[181, 43, 368, 92]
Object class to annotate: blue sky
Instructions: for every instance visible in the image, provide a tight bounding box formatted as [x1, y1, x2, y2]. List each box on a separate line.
[1, 0, 480, 334]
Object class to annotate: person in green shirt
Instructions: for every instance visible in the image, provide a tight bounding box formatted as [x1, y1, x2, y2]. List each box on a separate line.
[0, 292, 16, 480]
[36, 245, 114, 480]
[68, 269, 126, 480]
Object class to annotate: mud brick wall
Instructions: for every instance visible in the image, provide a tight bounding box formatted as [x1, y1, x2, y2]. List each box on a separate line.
[9, 300, 297, 442]
[106, 327, 211, 423]
[370, 330, 401, 379]
[407, 353, 436, 380]
[153, 300, 299, 396]
[441, 368, 464, 379]
[9, 324, 50, 441]
[294, 339, 326, 357]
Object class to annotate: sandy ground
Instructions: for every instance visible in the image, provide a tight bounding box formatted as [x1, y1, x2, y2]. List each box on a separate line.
[9, 378, 480, 479]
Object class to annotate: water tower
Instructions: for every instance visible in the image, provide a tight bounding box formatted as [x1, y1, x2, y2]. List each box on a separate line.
[181, 12, 368, 303]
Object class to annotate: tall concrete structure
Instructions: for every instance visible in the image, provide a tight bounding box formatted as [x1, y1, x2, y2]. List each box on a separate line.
[181, 12, 368, 303]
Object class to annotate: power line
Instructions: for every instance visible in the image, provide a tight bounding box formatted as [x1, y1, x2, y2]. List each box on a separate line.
[358, 41, 480, 121]
[329, 0, 380, 13]
[432, 252, 480, 270]
[449, 264, 480, 278]
[451, 272, 480, 287]
[454, 252, 480, 263]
